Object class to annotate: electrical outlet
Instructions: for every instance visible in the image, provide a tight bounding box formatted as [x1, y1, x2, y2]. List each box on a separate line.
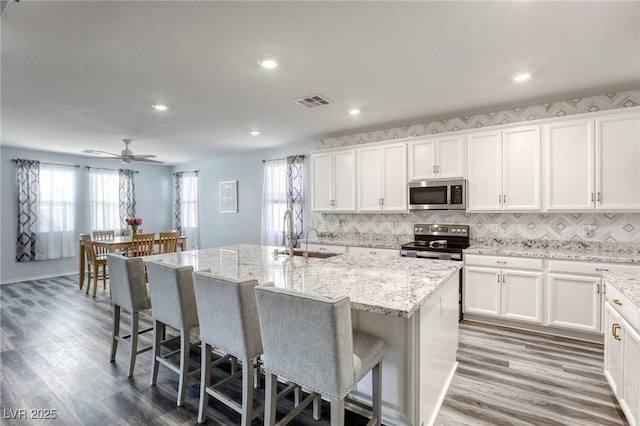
[580, 225, 594, 238]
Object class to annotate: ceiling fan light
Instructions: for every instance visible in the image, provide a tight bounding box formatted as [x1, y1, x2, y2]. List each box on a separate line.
[152, 104, 168, 111]
[259, 58, 278, 69]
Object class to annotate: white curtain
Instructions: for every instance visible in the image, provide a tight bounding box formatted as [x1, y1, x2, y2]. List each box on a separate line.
[175, 171, 200, 249]
[261, 158, 287, 247]
[89, 169, 120, 230]
[36, 164, 76, 260]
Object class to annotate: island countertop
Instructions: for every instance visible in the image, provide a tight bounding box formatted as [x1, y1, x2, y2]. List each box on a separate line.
[143, 244, 461, 318]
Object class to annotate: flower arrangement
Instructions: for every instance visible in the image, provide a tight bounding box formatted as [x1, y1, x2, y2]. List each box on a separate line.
[125, 217, 143, 226]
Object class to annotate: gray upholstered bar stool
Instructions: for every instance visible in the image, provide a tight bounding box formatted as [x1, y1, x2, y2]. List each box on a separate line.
[255, 286, 385, 426]
[145, 260, 200, 407]
[193, 272, 300, 425]
[106, 253, 153, 378]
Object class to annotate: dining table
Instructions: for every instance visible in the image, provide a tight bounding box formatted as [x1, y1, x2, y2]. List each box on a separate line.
[78, 234, 187, 290]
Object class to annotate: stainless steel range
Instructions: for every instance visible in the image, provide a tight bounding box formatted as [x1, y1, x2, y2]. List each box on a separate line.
[400, 223, 470, 260]
[401, 223, 469, 320]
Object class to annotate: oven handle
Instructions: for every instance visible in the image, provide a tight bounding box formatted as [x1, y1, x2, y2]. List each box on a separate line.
[401, 250, 462, 261]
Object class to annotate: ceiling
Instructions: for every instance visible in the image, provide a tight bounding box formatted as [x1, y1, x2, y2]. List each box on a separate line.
[2, 1, 639, 165]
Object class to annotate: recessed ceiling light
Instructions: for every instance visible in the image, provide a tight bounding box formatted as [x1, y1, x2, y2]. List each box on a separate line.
[259, 58, 278, 69]
[152, 104, 168, 111]
[250, 130, 261, 136]
[513, 72, 531, 82]
[348, 108, 361, 116]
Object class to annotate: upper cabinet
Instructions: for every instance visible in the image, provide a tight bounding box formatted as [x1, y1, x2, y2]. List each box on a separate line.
[310, 150, 357, 212]
[545, 109, 640, 211]
[467, 126, 541, 212]
[357, 143, 407, 212]
[408, 135, 465, 180]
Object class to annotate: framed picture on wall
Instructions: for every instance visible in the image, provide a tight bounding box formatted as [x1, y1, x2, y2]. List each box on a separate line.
[219, 180, 238, 213]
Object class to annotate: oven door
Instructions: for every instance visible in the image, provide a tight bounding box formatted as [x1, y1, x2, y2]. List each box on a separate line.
[401, 249, 462, 261]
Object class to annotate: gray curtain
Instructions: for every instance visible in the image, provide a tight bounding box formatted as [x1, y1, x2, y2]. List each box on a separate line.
[15, 159, 40, 262]
[174, 172, 183, 234]
[118, 169, 136, 223]
[286, 155, 304, 245]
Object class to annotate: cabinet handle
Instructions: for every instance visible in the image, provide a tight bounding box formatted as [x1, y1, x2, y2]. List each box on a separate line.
[436, 165, 440, 173]
[597, 192, 601, 203]
[498, 194, 502, 204]
[596, 283, 600, 294]
[503, 194, 506, 204]
[590, 192, 594, 203]
[496, 261, 507, 265]
[595, 268, 609, 272]
[497, 273, 501, 283]
[318, 247, 326, 251]
[613, 299, 622, 306]
[381, 198, 385, 206]
[369, 251, 377, 255]
[612, 323, 621, 341]
[603, 283, 606, 295]
[502, 274, 506, 283]
[432, 165, 436, 174]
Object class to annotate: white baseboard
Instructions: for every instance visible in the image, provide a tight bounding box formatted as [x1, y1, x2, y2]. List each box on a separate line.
[1, 271, 77, 285]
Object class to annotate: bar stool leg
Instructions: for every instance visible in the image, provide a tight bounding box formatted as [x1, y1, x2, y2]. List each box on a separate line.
[197, 343, 211, 424]
[110, 305, 120, 362]
[329, 398, 345, 426]
[128, 312, 139, 378]
[241, 359, 254, 426]
[264, 372, 278, 426]
[176, 330, 190, 406]
[150, 320, 162, 386]
[372, 361, 382, 425]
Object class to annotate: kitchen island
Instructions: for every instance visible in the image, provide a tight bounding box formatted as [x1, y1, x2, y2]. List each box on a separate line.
[144, 244, 461, 426]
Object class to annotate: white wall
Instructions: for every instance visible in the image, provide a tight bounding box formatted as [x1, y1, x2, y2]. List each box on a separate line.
[0, 146, 174, 282]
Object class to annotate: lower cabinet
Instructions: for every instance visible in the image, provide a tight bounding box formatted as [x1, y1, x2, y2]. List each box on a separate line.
[348, 246, 399, 257]
[605, 299, 640, 426]
[464, 255, 543, 324]
[547, 272, 601, 333]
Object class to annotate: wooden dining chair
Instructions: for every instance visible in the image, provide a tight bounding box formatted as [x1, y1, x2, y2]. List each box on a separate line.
[82, 235, 109, 297]
[129, 233, 155, 257]
[121, 228, 132, 237]
[92, 230, 115, 240]
[157, 230, 180, 253]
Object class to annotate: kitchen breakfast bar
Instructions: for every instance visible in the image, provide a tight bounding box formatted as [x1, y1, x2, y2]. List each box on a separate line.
[144, 244, 461, 426]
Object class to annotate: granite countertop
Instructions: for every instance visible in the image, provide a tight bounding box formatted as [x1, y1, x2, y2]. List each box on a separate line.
[299, 237, 408, 250]
[603, 272, 640, 309]
[143, 244, 461, 318]
[465, 239, 640, 264]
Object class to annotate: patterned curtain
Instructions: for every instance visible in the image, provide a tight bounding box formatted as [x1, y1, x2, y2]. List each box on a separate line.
[286, 155, 304, 245]
[118, 169, 136, 223]
[15, 159, 40, 262]
[174, 171, 199, 249]
[174, 172, 183, 234]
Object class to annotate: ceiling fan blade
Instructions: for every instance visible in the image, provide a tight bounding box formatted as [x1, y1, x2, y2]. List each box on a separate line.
[83, 149, 120, 157]
[130, 154, 157, 159]
[134, 158, 164, 164]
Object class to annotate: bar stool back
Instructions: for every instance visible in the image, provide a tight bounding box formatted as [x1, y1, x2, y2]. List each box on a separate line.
[255, 286, 385, 426]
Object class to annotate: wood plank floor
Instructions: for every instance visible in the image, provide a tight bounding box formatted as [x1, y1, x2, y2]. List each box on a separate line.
[0, 275, 629, 426]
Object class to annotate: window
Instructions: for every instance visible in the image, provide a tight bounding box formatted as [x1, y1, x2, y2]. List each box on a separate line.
[89, 169, 120, 230]
[175, 171, 199, 249]
[36, 164, 77, 260]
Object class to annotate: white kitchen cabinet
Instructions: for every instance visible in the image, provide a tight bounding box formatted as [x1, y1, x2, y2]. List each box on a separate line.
[408, 135, 465, 180]
[547, 273, 601, 333]
[604, 281, 640, 426]
[546, 109, 640, 212]
[464, 255, 543, 324]
[348, 246, 399, 257]
[357, 143, 407, 212]
[467, 126, 541, 211]
[596, 110, 640, 211]
[310, 150, 356, 212]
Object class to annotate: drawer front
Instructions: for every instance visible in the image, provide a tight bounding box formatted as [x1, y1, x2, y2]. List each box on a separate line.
[348, 246, 399, 257]
[465, 254, 543, 271]
[305, 243, 348, 254]
[605, 282, 640, 333]
[549, 260, 640, 276]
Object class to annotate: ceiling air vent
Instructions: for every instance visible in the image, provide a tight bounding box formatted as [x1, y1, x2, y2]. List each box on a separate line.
[294, 95, 331, 109]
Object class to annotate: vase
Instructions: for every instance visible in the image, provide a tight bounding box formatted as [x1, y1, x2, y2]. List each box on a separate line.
[130, 224, 138, 234]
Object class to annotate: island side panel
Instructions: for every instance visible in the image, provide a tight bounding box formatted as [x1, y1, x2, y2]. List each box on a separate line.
[419, 271, 460, 426]
[349, 270, 460, 426]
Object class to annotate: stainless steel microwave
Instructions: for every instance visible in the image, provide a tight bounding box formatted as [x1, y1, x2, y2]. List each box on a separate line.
[408, 179, 466, 210]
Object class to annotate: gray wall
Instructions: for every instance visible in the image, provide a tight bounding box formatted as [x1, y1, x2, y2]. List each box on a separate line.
[0, 146, 174, 282]
[172, 141, 316, 249]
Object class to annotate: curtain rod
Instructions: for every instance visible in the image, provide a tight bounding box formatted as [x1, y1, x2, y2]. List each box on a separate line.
[172, 170, 199, 176]
[11, 159, 79, 168]
[85, 166, 139, 173]
[262, 154, 306, 163]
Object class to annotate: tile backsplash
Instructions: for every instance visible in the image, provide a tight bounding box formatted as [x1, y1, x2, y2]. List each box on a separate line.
[311, 212, 640, 243]
[309, 90, 640, 244]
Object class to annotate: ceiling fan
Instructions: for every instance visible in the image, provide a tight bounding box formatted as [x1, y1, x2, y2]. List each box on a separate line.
[83, 139, 164, 164]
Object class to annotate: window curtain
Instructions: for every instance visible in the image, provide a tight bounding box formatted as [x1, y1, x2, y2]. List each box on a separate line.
[15, 159, 40, 262]
[119, 169, 136, 223]
[174, 171, 199, 249]
[261, 155, 304, 247]
[36, 164, 76, 260]
[89, 169, 120, 230]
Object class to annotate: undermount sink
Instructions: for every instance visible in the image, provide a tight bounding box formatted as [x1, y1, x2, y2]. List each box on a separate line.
[276, 249, 339, 259]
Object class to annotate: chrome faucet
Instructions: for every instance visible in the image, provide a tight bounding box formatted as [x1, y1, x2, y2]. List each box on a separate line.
[282, 210, 295, 257]
[304, 227, 319, 259]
